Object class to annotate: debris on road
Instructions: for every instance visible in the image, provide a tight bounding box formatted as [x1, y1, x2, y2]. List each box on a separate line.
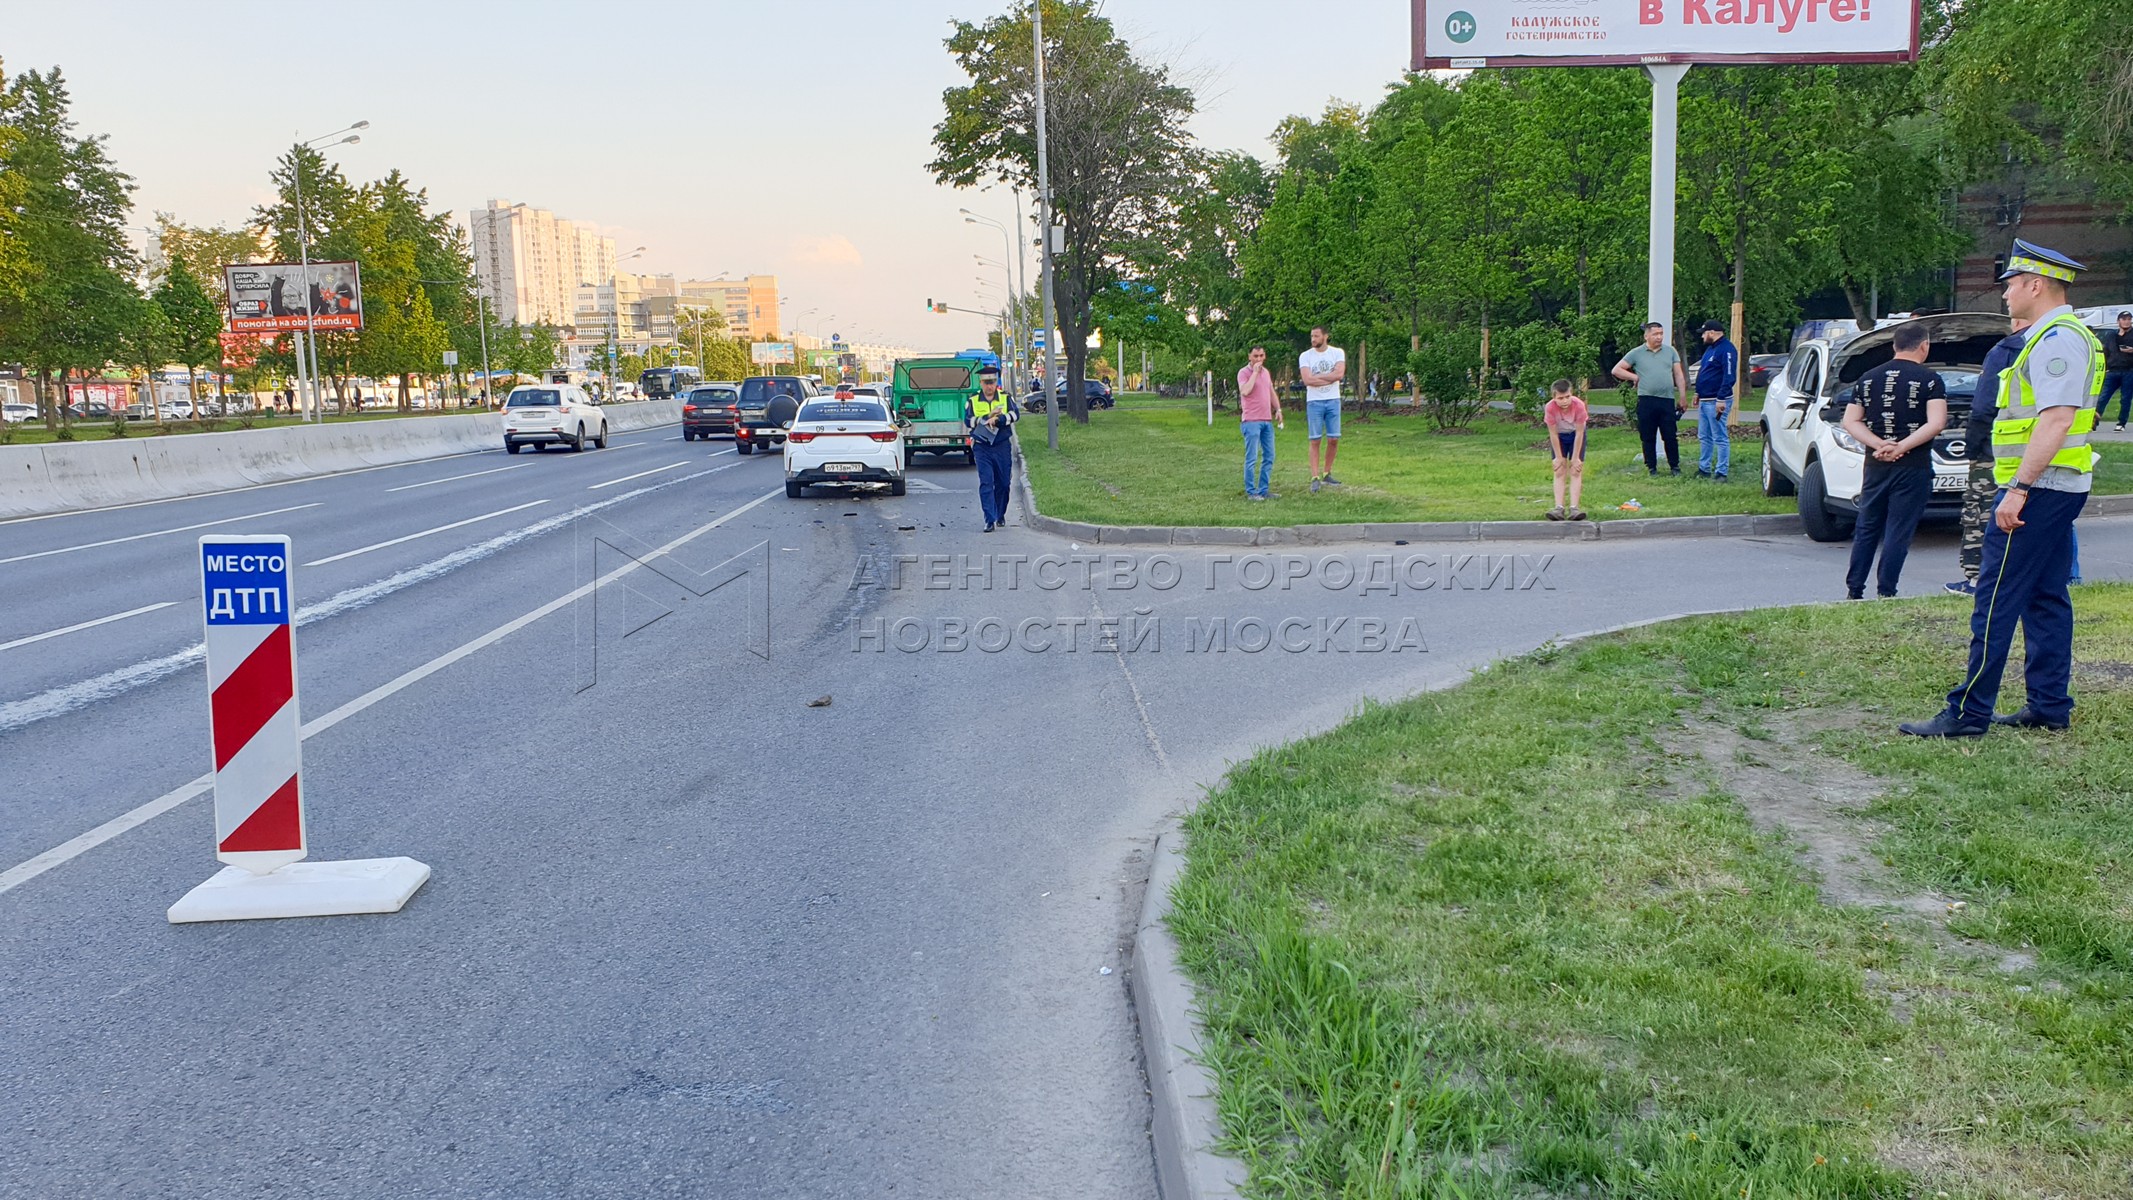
[806, 695, 833, 708]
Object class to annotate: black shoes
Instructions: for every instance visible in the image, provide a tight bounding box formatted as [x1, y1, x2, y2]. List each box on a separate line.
[983, 521, 996, 533]
[1990, 707, 2070, 730]
[1898, 712, 1990, 738]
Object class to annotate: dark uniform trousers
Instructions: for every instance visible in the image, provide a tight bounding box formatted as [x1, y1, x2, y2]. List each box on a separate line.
[1946, 486, 2086, 725]
[974, 436, 1014, 526]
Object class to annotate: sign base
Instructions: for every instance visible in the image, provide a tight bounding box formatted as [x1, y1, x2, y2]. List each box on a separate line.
[167, 857, 430, 924]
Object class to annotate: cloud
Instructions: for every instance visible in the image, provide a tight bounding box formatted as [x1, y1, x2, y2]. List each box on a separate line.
[792, 234, 865, 268]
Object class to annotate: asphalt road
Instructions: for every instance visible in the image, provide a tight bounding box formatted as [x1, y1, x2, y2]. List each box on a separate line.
[4, 426, 2129, 1199]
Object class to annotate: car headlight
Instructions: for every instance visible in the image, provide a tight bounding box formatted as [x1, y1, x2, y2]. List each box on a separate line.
[1830, 427, 1865, 454]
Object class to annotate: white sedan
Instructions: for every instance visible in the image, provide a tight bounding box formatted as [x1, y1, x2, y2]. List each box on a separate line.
[782, 397, 906, 498]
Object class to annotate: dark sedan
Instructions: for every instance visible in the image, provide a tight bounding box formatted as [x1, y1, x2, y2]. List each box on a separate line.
[1747, 354, 1786, 390]
[680, 384, 739, 441]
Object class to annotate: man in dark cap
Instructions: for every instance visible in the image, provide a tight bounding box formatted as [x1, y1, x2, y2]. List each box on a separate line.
[1692, 319, 1738, 480]
[965, 363, 1020, 533]
[1903, 240, 2103, 737]
[2101, 310, 2133, 432]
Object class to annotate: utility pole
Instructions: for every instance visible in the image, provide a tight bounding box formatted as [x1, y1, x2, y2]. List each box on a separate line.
[1033, 0, 1058, 451]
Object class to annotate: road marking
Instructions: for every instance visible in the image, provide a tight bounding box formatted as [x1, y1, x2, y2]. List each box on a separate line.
[301, 501, 550, 566]
[588, 461, 688, 490]
[0, 503, 321, 565]
[385, 463, 530, 492]
[905, 477, 949, 493]
[0, 460, 744, 737]
[0, 602, 178, 654]
[0, 485, 782, 899]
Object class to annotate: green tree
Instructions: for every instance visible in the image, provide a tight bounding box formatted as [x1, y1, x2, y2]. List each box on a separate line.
[931, 0, 1200, 423]
[0, 65, 141, 439]
[1933, 0, 2133, 189]
[153, 257, 221, 410]
[252, 143, 360, 407]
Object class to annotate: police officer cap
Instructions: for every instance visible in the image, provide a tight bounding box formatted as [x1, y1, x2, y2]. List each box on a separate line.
[1998, 238, 2085, 283]
[976, 364, 1001, 380]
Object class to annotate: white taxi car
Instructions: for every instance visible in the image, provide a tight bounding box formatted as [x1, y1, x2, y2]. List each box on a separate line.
[782, 395, 906, 498]
[1756, 312, 2006, 542]
[502, 383, 608, 453]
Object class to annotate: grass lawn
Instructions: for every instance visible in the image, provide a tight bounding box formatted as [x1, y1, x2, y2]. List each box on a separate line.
[0, 405, 488, 447]
[1023, 397, 2133, 526]
[1169, 586, 2133, 1198]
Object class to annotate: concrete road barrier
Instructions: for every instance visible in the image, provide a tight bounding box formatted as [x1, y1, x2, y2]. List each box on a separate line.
[0, 400, 676, 520]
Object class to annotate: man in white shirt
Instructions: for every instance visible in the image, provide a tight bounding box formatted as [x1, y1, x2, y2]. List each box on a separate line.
[1299, 325, 1347, 494]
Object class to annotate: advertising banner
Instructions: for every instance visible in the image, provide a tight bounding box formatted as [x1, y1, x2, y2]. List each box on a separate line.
[224, 262, 365, 333]
[750, 341, 796, 365]
[1413, 0, 1920, 68]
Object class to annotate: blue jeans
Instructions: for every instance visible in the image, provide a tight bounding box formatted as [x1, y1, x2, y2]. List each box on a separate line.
[1696, 398, 1731, 475]
[1241, 420, 1274, 496]
[2098, 370, 2133, 426]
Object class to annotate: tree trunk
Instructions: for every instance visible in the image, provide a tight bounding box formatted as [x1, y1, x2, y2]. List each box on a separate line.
[1839, 280, 1877, 329]
[186, 367, 199, 418]
[399, 373, 412, 413]
[34, 368, 53, 432]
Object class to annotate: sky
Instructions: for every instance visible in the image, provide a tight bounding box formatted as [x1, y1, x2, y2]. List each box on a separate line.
[5, 0, 1413, 349]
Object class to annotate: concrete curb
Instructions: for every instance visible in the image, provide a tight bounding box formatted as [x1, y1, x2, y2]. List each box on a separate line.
[1133, 828, 1248, 1200]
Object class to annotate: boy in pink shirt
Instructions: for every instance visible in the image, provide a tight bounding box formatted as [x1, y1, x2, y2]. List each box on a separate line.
[1543, 379, 1589, 520]
[1237, 347, 1285, 500]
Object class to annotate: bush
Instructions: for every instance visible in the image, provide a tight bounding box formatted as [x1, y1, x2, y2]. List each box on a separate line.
[107, 414, 130, 438]
[1409, 327, 1488, 432]
[1495, 318, 1606, 417]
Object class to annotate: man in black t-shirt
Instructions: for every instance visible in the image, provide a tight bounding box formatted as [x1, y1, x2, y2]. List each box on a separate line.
[1841, 322, 1948, 599]
[2100, 310, 2133, 430]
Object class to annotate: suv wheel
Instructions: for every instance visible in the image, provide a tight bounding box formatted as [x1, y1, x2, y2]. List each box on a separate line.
[569, 424, 585, 452]
[737, 439, 754, 456]
[1761, 437, 1795, 497]
[1797, 458, 1853, 543]
[594, 423, 608, 449]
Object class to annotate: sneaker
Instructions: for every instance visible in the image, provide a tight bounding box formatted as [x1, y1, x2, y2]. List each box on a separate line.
[1309, 476, 1322, 494]
[1321, 474, 1342, 487]
[1944, 579, 1977, 596]
[1694, 468, 1711, 478]
[983, 521, 996, 533]
[1545, 506, 1565, 521]
[1568, 507, 1587, 521]
[2118, 423, 2127, 432]
[1670, 468, 1682, 476]
[1714, 474, 1728, 482]
[1847, 592, 1865, 601]
[1246, 494, 1266, 502]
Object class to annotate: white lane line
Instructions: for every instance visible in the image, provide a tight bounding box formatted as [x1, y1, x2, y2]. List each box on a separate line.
[0, 603, 179, 654]
[587, 461, 688, 490]
[0, 459, 744, 737]
[385, 463, 530, 492]
[301, 501, 550, 567]
[0, 485, 783, 899]
[0, 503, 322, 566]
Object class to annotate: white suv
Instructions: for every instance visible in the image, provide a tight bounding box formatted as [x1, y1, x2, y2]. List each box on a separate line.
[1756, 312, 2006, 542]
[502, 383, 608, 453]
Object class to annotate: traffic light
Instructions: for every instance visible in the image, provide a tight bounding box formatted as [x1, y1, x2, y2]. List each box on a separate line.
[927, 299, 948, 314]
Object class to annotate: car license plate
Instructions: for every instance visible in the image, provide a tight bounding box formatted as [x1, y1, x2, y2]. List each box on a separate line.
[1932, 475, 1964, 492]
[825, 462, 863, 473]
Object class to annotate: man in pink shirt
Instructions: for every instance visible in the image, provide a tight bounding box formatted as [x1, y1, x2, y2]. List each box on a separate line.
[1238, 346, 1285, 500]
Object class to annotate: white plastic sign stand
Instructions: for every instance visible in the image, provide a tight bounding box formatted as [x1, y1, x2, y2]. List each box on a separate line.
[168, 534, 429, 923]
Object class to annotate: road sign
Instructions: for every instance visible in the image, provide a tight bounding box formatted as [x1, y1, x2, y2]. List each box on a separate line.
[199, 535, 307, 875]
[443, 350, 459, 367]
[169, 535, 429, 923]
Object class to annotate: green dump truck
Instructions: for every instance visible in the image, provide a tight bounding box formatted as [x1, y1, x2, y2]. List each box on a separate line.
[891, 356, 979, 466]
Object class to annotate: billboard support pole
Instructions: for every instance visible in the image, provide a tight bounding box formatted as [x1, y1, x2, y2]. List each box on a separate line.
[1643, 64, 1690, 334]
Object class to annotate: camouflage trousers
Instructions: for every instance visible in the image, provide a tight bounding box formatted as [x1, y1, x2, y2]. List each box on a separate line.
[1959, 459, 1996, 580]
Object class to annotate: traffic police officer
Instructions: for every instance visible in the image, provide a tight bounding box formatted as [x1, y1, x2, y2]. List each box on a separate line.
[966, 364, 1019, 532]
[1903, 240, 2103, 737]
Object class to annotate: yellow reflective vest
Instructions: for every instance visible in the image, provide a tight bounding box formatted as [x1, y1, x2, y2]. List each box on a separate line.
[1992, 312, 2103, 486]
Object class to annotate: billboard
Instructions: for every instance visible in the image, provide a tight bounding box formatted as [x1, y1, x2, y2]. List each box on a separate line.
[1412, 0, 1921, 69]
[223, 262, 365, 333]
[750, 341, 796, 365]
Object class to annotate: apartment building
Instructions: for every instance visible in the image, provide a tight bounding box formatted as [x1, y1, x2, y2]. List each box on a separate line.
[468, 200, 618, 327]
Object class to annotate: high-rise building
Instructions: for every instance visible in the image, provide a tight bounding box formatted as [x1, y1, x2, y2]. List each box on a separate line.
[468, 200, 618, 328]
[675, 276, 780, 340]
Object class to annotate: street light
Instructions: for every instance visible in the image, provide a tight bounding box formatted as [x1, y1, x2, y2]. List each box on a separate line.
[291, 120, 367, 422]
[608, 246, 645, 398]
[962, 209, 1022, 395]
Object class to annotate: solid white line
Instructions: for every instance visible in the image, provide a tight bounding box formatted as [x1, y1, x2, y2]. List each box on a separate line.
[587, 461, 688, 490]
[0, 503, 321, 565]
[0, 602, 178, 653]
[0, 486, 783, 899]
[385, 463, 530, 492]
[301, 501, 549, 566]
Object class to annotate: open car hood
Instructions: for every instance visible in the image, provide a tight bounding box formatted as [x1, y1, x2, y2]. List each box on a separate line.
[1829, 312, 2011, 391]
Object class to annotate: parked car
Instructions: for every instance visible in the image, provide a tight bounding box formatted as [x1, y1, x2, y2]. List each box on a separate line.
[734, 375, 818, 455]
[680, 384, 741, 441]
[782, 396, 906, 498]
[2, 403, 36, 424]
[1025, 377, 1114, 413]
[1756, 312, 2005, 542]
[1747, 353, 1786, 390]
[501, 383, 609, 453]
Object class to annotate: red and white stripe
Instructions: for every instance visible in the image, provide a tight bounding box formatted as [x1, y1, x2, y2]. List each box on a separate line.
[206, 617, 307, 874]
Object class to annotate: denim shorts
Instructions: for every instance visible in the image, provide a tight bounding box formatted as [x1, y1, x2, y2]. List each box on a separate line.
[1556, 431, 1586, 460]
[1305, 399, 1341, 440]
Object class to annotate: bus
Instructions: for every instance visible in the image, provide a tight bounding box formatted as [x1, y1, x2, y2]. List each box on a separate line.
[639, 366, 703, 400]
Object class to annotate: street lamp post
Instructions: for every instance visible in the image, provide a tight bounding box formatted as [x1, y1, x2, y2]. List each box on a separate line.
[609, 246, 645, 400]
[292, 121, 366, 422]
[962, 210, 1021, 396]
[1032, 5, 1059, 449]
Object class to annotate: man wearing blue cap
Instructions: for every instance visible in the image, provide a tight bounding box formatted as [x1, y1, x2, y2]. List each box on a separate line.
[1902, 240, 2104, 737]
